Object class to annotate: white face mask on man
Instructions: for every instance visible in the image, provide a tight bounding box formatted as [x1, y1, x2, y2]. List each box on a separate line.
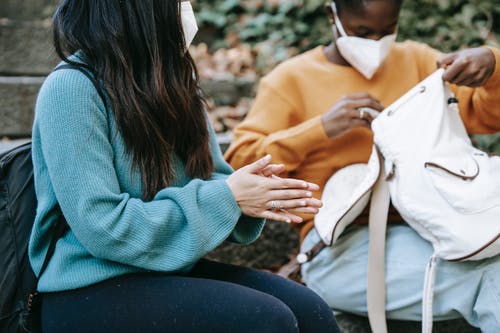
[330, 2, 396, 80]
[181, 1, 198, 49]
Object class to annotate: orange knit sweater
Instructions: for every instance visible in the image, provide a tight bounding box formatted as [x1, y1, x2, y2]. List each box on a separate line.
[225, 41, 500, 241]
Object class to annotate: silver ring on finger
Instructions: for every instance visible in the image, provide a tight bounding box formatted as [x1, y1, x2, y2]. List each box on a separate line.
[270, 200, 279, 211]
[359, 108, 365, 119]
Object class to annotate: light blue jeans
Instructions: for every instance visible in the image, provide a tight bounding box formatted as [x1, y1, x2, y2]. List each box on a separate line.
[300, 224, 500, 333]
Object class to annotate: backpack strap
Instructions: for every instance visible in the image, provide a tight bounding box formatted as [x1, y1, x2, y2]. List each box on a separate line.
[367, 147, 391, 333]
[275, 241, 326, 283]
[25, 209, 68, 331]
[33, 64, 107, 281]
[35, 209, 68, 280]
[366, 149, 440, 333]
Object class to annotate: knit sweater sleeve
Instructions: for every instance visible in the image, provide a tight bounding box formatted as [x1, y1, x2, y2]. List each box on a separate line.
[35, 69, 263, 272]
[225, 76, 329, 174]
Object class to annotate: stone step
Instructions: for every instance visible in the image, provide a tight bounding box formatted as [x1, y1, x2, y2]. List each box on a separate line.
[0, 76, 45, 137]
[0, 75, 256, 137]
[0, 19, 59, 75]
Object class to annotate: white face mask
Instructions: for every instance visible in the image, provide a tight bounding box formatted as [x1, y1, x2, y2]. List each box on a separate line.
[181, 2, 198, 49]
[330, 2, 396, 80]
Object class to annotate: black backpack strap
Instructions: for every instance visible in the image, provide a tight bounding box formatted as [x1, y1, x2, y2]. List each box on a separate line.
[53, 64, 108, 109]
[26, 210, 68, 331]
[36, 210, 68, 279]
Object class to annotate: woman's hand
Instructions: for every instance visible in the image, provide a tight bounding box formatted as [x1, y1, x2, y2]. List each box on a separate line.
[321, 93, 383, 139]
[226, 155, 322, 223]
[438, 47, 496, 87]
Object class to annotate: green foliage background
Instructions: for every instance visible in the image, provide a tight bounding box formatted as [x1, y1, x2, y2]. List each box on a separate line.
[193, 0, 500, 152]
[194, 0, 499, 62]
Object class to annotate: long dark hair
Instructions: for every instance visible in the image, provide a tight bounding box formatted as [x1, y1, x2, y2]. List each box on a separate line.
[53, 0, 213, 200]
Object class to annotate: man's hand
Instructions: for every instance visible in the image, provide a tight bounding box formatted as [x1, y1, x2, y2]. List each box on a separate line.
[321, 93, 383, 139]
[438, 47, 496, 87]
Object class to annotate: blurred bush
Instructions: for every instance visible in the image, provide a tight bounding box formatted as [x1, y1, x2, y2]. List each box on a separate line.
[193, 0, 499, 74]
[398, 0, 499, 50]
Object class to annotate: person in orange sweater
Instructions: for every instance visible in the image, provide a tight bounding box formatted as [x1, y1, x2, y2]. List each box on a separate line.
[225, 0, 500, 331]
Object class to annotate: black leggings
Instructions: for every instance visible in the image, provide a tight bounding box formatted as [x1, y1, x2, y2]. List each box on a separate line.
[42, 259, 340, 333]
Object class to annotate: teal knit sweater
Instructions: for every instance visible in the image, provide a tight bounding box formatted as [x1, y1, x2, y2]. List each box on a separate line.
[29, 65, 265, 292]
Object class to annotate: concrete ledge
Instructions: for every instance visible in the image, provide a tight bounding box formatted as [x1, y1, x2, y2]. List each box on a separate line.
[0, 76, 45, 137]
[0, 19, 58, 75]
[0, 76, 256, 138]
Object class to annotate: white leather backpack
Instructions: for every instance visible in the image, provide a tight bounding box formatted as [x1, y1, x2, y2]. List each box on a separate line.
[310, 69, 500, 333]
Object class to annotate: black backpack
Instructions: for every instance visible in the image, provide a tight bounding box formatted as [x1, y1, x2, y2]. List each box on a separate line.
[0, 64, 106, 333]
[0, 142, 67, 333]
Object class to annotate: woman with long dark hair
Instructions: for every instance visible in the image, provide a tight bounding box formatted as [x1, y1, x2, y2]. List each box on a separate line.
[28, 1, 340, 332]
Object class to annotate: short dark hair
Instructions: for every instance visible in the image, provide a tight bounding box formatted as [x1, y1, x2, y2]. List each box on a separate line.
[334, 0, 404, 16]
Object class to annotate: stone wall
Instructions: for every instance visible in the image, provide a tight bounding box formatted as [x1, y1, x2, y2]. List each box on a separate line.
[0, 0, 59, 137]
